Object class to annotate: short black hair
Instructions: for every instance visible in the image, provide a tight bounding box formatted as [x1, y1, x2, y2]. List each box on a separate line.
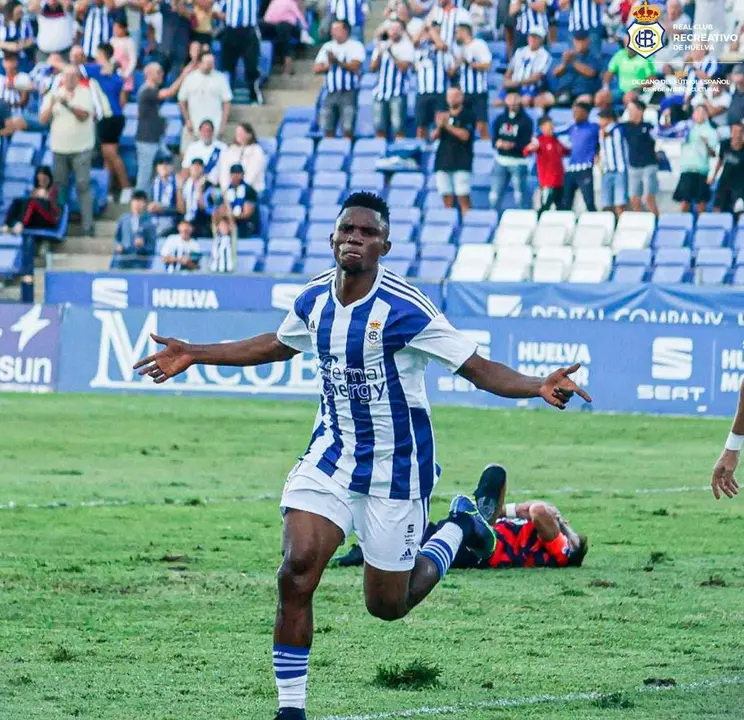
[2, 50, 18, 61]
[332, 17, 352, 34]
[97, 42, 114, 60]
[538, 114, 553, 127]
[132, 190, 148, 202]
[190, 158, 205, 166]
[573, 100, 592, 113]
[630, 98, 646, 112]
[598, 107, 616, 120]
[340, 191, 390, 225]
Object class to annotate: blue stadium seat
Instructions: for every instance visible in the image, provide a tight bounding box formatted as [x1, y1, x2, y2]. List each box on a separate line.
[612, 265, 646, 283]
[160, 103, 181, 120]
[697, 212, 734, 232]
[306, 239, 332, 256]
[387, 189, 419, 207]
[419, 223, 452, 244]
[9, 131, 44, 152]
[698, 266, 728, 285]
[275, 155, 309, 173]
[389, 207, 422, 225]
[259, 137, 278, 158]
[318, 137, 352, 155]
[651, 265, 686, 283]
[269, 188, 304, 206]
[389, 223, 415, 244]
[654, 228, 687, 248]
[734, 266, 744, 284]
[314, 155, 345, 172]
[120, 118, 138, 147]
[4, 146, 34, 165]
[0, 248, 20, 276]
[417, 259, 451, 279]
[349, 156, 379, 173]
[458, 226, 492, 244]
[305, 221, 335, 242]
[657, 212, 693, 232]
[696, 247, 733, 266]
[236, 238, 265, 255]
[0, 233, 22, 248]
[390, 172, 425, 191]
[275, 172, 309, 189]
[354, 106, 375, 138]
[236, 255, 259, 273]
[693, 228, 726, 248]
[736, 248, 744, 266]
[615, 248, 652, 266]
[426, 208, 458, 227]
[353, 138, 387, 156]
[1, 180, 31, 204]
[420, 244, 456, 261]
[734, 227, 744, 249]
[271, 205, 307, 223]
[282, 106, 316, 123]
[41, 147, 54, 166]
[313, 172, 347, 189]
[267, 238, 302, 255]
[4, 165, 36, 183]
[349, 172, 385, 191]
[387, 244, 416, 261]
[472, 156, 493, 175]
[474, 139, 492, 157]
[359, 73, 377, 90]
[656, 247, 691, 266]
[309, 190, 343, 209]
[269, 220, 301, 238]
[164, 119, 182, 145]
[423, 190, 445, 209]
[302, 256, 335, 275]
[385, 259, 412, 277]
[280, 122, 312, 139]
[308, 204, 342, 222]
[471, 174, 491, 190]
[462, 209, 498, 229]
[262, 253, 297, 274]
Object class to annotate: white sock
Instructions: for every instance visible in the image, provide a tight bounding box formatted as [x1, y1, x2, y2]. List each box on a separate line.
[273, 644, 310, 709]
[420, 522, 464, 578]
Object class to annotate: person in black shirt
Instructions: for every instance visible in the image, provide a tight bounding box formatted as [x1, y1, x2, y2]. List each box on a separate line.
[433, 85, 475, 213]
[622, 99, 660, 215]
[712, 123, 744, 215]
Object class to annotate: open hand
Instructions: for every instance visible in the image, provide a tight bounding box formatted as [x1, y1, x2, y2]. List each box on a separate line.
[133, 333, 194, 383]
[538, 363, 592, 410]
[711, 450, 740, 499]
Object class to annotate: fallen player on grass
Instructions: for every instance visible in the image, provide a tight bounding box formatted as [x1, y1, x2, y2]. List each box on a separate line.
[335, 464, 589, 569]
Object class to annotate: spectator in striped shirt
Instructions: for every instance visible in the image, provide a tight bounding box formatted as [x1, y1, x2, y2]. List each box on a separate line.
[597, 107, 628, 216]
[314, 19, 366, 138]
[0, 2, 36, 71]
[161, 219, 202, 272]
[0, 52, 29, 122]
[219, 163, 260, 238]
[508, 0, 554, 51]
[371, 19, 414, 140]
[450, 20, 492, 139]
[495, 25, 550, 109]
[210, 215, 236, 273]
[213, 0, 262, 103]
[412, 26, 453, 139]
[558, 0, 605, 57]
[327, 0, 367, 40]
[75, 0, 116, 60]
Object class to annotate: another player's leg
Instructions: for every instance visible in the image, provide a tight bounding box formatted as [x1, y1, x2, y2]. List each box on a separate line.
[361, 496, 497, 621]
[274, 509, 344, 720]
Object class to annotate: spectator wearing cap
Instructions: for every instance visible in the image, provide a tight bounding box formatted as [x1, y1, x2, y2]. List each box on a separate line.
[508, 0, 555, 51]
[621, 99, 658, 215]
[75, 0, 115, 60]
[161, 219, 202, 273]
[433, 85, 475, 213]
[112, 190, 156, 269]
[177, 158, 212, 236]
[221, 164, 260, 238]
[495, 26, 550, 109]
[149, 156, 180, 236]
[558, 0, 605, 57]
[539, 30, 601, 109]
[29, 0, 76, 61]
[449, 20, 492, 139]
[182, 119, 228, 185]
[560, 100, 599, 211]
[314, 19, 366, 139]
[490, 90, 534, 210]
[135, 61, 190, 192]
[370, 17, 415, 140]
[595, 38, 656, 110]
[213, 0, 262, 103]
[218, 122, 266, 192]
[178, 49, 233, 151]
[597, 107, 628, 217]
[727, 65, 744, 125]
[40, 64, 96, 236]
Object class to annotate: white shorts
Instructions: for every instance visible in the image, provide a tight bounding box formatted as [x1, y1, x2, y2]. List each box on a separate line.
[435, 170, 472, 197]
[281, 461, 429, 572]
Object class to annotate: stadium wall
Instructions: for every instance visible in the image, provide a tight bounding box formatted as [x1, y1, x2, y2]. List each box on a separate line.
[3, 302, 744, 416]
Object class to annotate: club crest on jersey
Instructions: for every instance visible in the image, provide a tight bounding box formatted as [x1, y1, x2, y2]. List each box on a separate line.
[366, 320, 382, 345]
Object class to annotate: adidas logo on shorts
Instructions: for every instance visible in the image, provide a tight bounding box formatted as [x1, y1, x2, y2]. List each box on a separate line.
[399, 548, 413, 562]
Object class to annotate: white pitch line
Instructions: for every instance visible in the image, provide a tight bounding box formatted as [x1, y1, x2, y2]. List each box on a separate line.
[0, 486, 712, 513]
[315, 675, 744, 720]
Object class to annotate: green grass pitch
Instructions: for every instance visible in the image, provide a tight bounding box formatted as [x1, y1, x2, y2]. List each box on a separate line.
[1, 393, 744, 719]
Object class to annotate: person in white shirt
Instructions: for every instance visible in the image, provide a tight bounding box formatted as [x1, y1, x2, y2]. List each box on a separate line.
[177, 49, 232, 152]
[182, 119, 227, 185]
[375, 1, 425, 40]
[370, 18, 415, 140]
[161, 219, 202, 273]
[313, 19, 366, 138]
[494, 25, 551, 108]
[28, 0, 76, 60]
[450, 20, 492, 139]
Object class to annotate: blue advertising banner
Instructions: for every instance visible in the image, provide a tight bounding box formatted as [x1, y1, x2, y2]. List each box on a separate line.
[45, 272, 444, 313]
[0, 304, 61, 392]
[57, 305, 744, 416]
[446, 281, 744, 326]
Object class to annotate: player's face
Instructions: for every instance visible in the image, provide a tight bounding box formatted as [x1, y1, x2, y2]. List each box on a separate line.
[331, 207, 390, 274]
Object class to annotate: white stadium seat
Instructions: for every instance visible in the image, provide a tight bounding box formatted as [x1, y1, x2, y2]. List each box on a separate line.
[450, 245, 495, 281]
[499, 209, 538, 231]
[538, 210, 576, 238]
[612, 228, 651, 251]
[535, 245, 573, 268]
[658, 172, 678, 192]
[616, 212, 656, 243]
[574, 246, 613, 268]
[495, 244, 533, 267]
[572, 226, 609, 248]
[494, 224, 533, 247]
[576, 211, 615, 241]
[489, 262, 531, 282]
[532, 259, 567, 282]
[569, 263, 611, 283]
[533, 224, 568, 248]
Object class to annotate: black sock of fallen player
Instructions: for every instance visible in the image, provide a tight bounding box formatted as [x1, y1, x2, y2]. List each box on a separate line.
[275, 708, 306, 719]
[333, 543, 364, 567]
[474, 464, 507, 522]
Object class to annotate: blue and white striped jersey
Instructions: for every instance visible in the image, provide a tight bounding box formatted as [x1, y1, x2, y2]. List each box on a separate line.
[328, 0, 365, 26]
[0, 18, 35, 60]
[514, 0, 554, 35]
[210, 233, 234, 273]
[277, 266, 478, 500]
[430, 5, 470, 48]
[415, 42, 453, 95]
[509, 45, 551, 85]
[216, 0, 258, 28]
[0, 74, 23, 117]
[453, 38, 492, 96]
[81, 4, 113, 59]
[373, 38, 415, 100]
[599, 122, 627, 173]
[316, 38, 366, 92]
[567, 0, 602, 31]
[684, 54, 719, 98]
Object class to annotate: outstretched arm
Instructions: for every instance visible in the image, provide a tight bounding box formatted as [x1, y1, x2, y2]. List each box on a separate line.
[711, 379, 744, 499]
[457, 354, 592, 410]
[134, 332, 298, 383]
